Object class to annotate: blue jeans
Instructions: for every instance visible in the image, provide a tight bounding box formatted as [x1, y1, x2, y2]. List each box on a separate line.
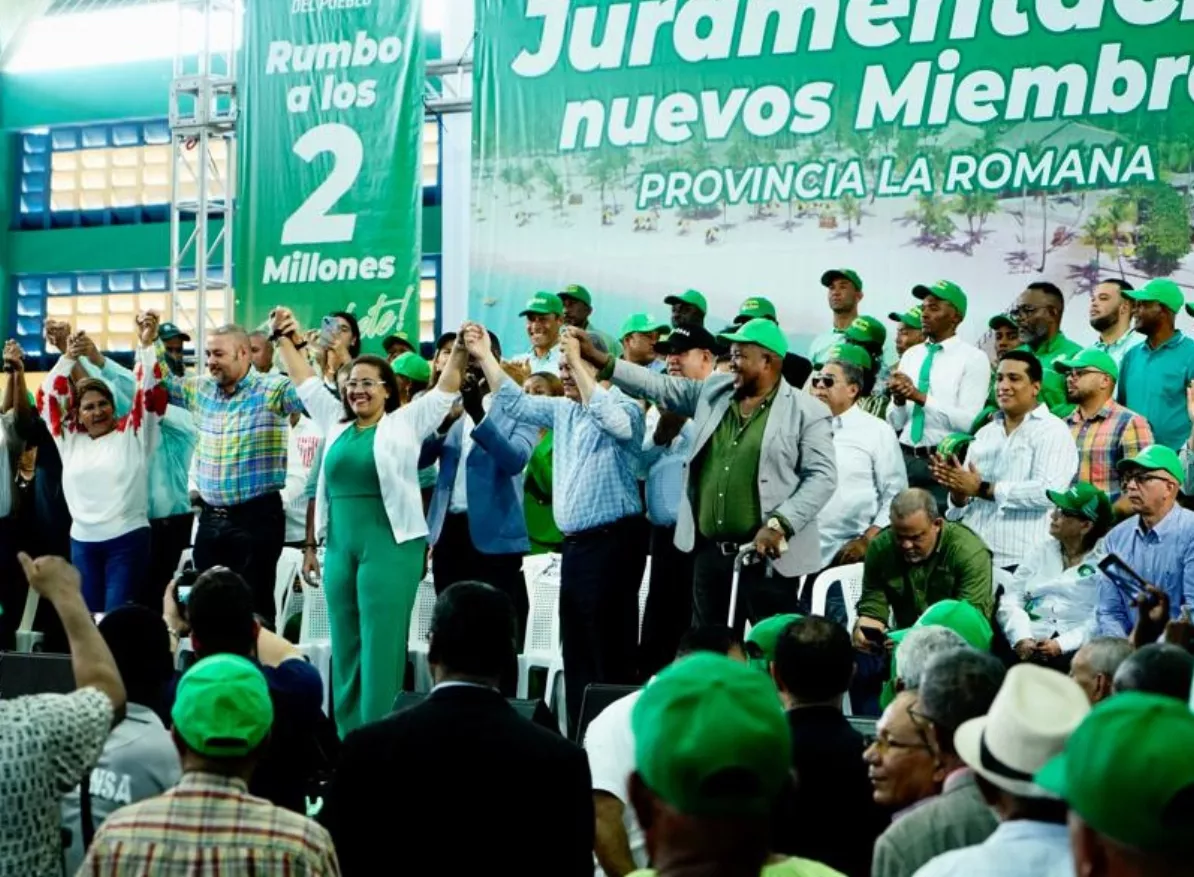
[71, 527, 152, 613]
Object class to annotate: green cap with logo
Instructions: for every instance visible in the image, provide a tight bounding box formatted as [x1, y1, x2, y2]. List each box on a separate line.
[1117, 444, 1184, 486]
[888, 599, 993, 650]
[519, 291, 564, 317]
[392, 352, 432, 383]
[1052, 347, 1119, 382]
[888, 306, 923, 330]
[1046, 482, 1112, 528]
[718, 318, 789, 359]
[936, 432, 975, 460]
[1125, 277, 1184, 315]
[1035, 692, 1194, 854]
[633, 652, 791, 817]
[988, 313, 1017, 331]
[913, 280, 968, 318]
[820, 268, 864, 291]
[171, 654, 274, 758]
[735, 296, 777, 323]
[744, 613, 803, 673]
[664, 289, 708, 315]
[559, 284, 592, 306]
[619, 313, 670, 340]
[158, 321, 191, 342]
[821, 342, 873, 371]
[843, 315, 887, 348]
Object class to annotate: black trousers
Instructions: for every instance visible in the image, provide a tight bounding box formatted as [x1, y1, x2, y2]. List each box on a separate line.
[639, 524, 695, 678]
[0, 517, 27, 651]
[902, 447, 949, 511]
[140, 512, 195, 609]
[560, 516, 644, 735]
[193, 492, 284, 628]
[692, 539, 802, 638]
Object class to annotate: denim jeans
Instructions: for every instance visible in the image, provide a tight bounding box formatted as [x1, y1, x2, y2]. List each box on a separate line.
[71, 527, 152, 613]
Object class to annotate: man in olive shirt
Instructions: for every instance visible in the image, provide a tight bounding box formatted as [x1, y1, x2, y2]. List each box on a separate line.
[854, 488, 994, 643]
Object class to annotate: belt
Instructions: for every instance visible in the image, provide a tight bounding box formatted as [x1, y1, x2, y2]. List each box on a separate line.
[202, 491, 280, 518]
[901, 444, 936, 460]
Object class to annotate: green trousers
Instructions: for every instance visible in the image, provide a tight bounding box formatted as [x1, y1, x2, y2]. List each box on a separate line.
[324, 494, 424, 736]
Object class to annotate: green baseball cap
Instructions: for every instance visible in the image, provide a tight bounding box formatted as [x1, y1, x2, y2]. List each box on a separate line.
[559, 284, 592, 306]
[519, 291, 564, 317]
[988, 313, 1017, 331]
[158, 321, 191, 342]
[744, 613, 803, 672]
[619, 313, 670, 340]
[888, 306, 923, 330]
[913, 280, 968, 318]
[736, 296, 777, 323]
[718, 318, 789, 359]
[632, 653, 791, 817]
[171, 654, 274, 758]
[1053, 347, 1119, 382]
[1046, 481, 1112, 527]
[936, 432, 975, 460]
[1126, 277, 1185, 314]
[821, 342, 873, 371]
[664, 289, 708, 315]
[392, 352, 432, 383]
[888, 599, 993, 650]
[820, 268, 864, 291]
[843, 315, 887, 348]
[1116, 444, 1184, 486]
[1035, 692, 1194, 854]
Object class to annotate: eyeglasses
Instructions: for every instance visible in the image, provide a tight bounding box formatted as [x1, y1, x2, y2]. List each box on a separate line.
[869, 733, 934, 756]
[345, 379, 382, 391]
[1065, 368, 1102, 379]
[1121, 472, 1173, 487]
[1008, 304, 1043, 319]
[810, 375, 836, 389]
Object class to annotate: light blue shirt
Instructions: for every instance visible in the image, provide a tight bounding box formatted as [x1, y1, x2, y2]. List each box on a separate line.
[490, 379, 643, 534]
[84, 357, 197, 519]
[640, 420, 693, 527]
[1094, 504, 1194, 636]
[1118, 331, 1194, 449]
[1092, 329, 1144, 370]
[912, 821, 1072, 877]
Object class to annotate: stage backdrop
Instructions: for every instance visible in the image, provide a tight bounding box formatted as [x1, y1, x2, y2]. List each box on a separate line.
[470, 0, 1194, 359]
[238, 0, 424, 350]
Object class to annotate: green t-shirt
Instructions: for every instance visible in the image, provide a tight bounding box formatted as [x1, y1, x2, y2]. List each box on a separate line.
[524, 431, 563, 554]
[630, 857, 845, 877]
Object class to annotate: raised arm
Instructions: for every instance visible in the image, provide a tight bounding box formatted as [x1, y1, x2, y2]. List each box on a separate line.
[270, 306, 318, 386]
[463, 323, 560, 430]
[562, 331, 641, 442]
[36, 347, 80, 448]
[137, 313, 195, 410]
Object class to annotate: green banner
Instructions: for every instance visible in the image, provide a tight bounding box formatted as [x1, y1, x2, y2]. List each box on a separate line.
[239, 0, 424, 350]
[472, 0, 1194, 358]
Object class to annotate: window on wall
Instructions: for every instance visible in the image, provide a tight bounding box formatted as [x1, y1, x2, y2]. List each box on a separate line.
[420, 257, 441, 344]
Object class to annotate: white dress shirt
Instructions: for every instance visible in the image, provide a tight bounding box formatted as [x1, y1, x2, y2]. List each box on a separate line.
[583, 690, 648, 876]
[448, 396, 493, 513]
[887, 336, 991, 447]
[912, 820, 1073, 877]
[947, 404, 1079, 569]
[819, 405, 908, 567]
[998, 537, 1106, 653]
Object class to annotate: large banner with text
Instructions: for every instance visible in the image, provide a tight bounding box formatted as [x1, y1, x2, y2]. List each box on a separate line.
[471, 0, 1194, 359]
[239, 0, 423, 350]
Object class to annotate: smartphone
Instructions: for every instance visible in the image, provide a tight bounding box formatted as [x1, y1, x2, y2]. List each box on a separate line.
[861, 626, 887, 647]
[1097, 553, 1153, 603]
[320, 316, 339, 346]
[173, 568, 199, 618]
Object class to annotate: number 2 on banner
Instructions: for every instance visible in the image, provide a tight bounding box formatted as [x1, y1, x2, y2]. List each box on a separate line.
[281, 123, 364, 246]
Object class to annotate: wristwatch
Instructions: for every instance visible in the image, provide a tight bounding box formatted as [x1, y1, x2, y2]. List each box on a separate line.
[979, 481, 993, 501]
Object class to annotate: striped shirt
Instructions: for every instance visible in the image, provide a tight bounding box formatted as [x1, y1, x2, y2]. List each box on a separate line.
[158, 342, 305, 507]
[946, 404, 1078, 569]
[80, 772, 340, 877]
[1065, 400, 1153, 500]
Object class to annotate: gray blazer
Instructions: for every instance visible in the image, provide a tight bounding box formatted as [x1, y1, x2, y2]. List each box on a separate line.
[609, 361, 837, 576]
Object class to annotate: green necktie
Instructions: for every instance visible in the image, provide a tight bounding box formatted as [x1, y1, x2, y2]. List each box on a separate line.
[909, 343, 941, 444]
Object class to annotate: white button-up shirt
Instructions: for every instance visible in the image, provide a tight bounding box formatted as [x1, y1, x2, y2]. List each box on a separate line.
[998, 536, 1106, 652]
[912, 821, 1073, 877]
[887, 336, 991, 447]
[947, 404, 1079, 569]
[819, 405, 908, 567]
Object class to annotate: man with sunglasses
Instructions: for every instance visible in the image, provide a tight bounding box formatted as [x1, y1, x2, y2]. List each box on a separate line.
[1092, 445, 1194, 637]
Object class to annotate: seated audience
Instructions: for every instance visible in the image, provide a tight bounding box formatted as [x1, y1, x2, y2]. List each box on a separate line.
[587, 626, 745, 877]
[864, 691, 942, 819]
[911, 665, 1090, 877]
[627, 653, 842, 876]
[881, 600, 994, 710]
[1035, 692, 1194, 877]
[891, 626, 966, 693]
[871, 650, 1005, 877]
[998, 482, 1112, 667]
[1112, 643, 1194, 701]
[61, 606, 181, 873]
[81, 654, 339, 874]
[770, 616, 888, 877]
[744, 612, 803, 672]
[0, 554, 126, 877]
[322, 581, 594, 876]
[1067, 636, 1132, 704]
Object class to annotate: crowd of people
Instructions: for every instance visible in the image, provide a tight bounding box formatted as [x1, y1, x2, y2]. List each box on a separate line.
[1, 267, 1194, 876]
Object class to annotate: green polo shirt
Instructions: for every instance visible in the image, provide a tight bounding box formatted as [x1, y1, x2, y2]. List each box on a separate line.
[856, 521, 994, 628]
[1117, 330, 1194, 450]
[695, 389, 777, 542]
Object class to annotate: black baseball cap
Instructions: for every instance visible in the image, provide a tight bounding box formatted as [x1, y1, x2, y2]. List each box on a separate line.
[656, 326, 719, 355]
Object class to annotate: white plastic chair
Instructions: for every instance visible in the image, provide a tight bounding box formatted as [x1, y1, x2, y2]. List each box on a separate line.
[174, 548, 193, 577]
[14, 587, 42, 653]
[407, 576, 438, 693]
[297, 579, 333, 715]
[809, 563, 866, 632]
[516, 554, 563, 709]
[636, 558, 652, 643]
[273, 547, 304, 627]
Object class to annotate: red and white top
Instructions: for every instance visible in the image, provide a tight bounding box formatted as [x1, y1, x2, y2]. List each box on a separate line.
[39, 346, 167, 542]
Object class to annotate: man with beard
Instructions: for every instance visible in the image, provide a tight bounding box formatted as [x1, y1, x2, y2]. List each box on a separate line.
[1009, 281, 1082, 413]
[1119, 279, 1194, 449]
[1089, 278, 1143, 369]
[572, 319, 837, 638]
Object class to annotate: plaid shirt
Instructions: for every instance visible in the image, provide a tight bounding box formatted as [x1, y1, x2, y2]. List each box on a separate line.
[159, 342, 304, 506]
[1066, 400, 1153, 499]
[80, 772, 340, 877]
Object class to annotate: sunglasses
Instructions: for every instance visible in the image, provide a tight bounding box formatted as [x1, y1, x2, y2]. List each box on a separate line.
[810, 375, 836, 389]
